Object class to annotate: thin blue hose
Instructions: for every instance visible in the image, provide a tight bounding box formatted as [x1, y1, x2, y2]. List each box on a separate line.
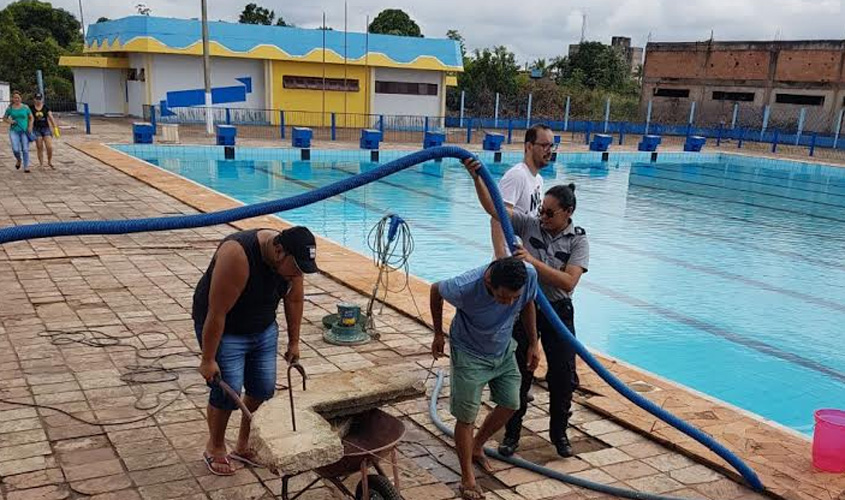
[0, 145, 762, 492]
[430, 370, 688, 500]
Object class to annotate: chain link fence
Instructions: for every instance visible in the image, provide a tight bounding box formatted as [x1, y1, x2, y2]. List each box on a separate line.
[1, 99, 91, 135]
[135, 99, 845, 163]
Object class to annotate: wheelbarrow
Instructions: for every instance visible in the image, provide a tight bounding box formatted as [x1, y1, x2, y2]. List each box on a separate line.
[216, 364, 406, 500]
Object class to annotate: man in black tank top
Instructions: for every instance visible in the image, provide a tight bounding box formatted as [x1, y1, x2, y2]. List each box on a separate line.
[193, 226, 318, 476]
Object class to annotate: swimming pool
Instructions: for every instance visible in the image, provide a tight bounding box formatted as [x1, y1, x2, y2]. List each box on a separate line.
[114, 144, 845, 435]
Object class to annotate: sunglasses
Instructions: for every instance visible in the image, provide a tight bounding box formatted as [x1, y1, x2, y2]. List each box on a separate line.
[532, 142, 558, 151]
[539, 206, 565, 218]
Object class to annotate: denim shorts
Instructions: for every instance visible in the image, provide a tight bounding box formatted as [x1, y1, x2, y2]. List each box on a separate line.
[195, 322, 279, 410]
[33, 126, 52, 138]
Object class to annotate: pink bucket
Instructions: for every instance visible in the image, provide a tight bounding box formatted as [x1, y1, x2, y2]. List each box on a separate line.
[812, 409, 845, 472]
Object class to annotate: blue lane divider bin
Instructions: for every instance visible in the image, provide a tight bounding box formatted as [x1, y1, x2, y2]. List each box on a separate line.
[638, 135, 661, 152]
[483, 132, 505, 151]
[216, 125, 237, 146]
[423, 131, 445, 149]
[360, 129, 383, 150]
[589, 133, 613, 152]
[293, 127, 313, 148]
[133, 123, 154, 144]
[684, 135, 706, 152]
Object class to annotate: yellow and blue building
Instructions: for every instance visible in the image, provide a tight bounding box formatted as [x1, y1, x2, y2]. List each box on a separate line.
[60, 16, 462, 120]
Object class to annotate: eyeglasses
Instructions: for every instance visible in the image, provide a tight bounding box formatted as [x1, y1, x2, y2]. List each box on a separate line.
[539, 206, 564, 218]
[532, 142, 558, 151]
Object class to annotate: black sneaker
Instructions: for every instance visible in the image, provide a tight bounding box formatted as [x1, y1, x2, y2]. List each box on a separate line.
[554, 436, 573, 458]
[497, 436, 519, 457]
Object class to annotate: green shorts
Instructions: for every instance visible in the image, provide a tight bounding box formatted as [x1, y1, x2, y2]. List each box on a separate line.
[450, 340, 521, 424]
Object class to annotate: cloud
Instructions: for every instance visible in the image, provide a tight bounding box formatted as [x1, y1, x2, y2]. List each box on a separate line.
[5, 0, 843, 63]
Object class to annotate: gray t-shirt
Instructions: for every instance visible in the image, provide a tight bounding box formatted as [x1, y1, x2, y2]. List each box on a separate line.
[511, 212, 589, 301]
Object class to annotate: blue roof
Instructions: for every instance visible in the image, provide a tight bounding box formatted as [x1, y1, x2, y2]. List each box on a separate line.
[86, 16, 463, 70]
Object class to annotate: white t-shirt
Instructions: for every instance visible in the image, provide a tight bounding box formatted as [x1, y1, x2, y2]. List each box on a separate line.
[498, 162, 543, 215]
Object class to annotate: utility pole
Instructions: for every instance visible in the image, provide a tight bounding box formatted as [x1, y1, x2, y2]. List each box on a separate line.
[78, 0, 85, 37]
[201, 0, 213, 135]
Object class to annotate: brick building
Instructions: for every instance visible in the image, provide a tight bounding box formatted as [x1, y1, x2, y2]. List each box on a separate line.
[641, 40, 845, 131]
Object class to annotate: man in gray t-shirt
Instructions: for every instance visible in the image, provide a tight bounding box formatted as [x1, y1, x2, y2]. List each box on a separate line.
[465, 158, 590, 458]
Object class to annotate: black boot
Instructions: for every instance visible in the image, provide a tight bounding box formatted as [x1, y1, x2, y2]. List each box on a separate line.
[498, 435, 520, 457]
[554, 434, 573, 458]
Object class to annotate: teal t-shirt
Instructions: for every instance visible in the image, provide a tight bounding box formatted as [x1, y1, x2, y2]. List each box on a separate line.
[4, 105, 31, 132]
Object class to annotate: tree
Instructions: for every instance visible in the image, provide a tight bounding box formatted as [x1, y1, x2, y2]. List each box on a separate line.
[446, 29, 465, 57]
[456, 46, 520, 112]
[135, 3, 151, 15]
[0, 1, 81, 101]
[368, 9, 422, 37]
[559, 41, 628, 91]
[275, 17, 289, 27]
[3, 0, 81, 48]
[239, 3, 274, 25]
[96, 17, 110, 23]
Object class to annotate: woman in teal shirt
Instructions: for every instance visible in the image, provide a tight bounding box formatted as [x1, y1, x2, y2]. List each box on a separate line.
[3, 91, 35, 172]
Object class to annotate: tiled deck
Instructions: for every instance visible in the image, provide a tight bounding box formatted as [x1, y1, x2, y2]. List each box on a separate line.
[0, 137, 840, 500]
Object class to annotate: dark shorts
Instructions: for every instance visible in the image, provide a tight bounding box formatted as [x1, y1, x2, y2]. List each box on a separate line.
[195, 322, 279, 410]
[33, 126, 52, 138]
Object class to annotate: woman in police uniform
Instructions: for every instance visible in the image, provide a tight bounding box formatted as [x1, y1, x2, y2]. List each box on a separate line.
[463, 159, 589, 458]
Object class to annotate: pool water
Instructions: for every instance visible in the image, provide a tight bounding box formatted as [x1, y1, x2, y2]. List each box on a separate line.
[116, 145, 845, 435]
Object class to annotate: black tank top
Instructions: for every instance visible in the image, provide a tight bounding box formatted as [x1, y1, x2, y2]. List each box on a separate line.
[192, 229, 290, 335]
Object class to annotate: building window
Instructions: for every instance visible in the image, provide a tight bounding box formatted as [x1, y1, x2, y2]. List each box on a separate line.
[653, 88, 690, 98]
[375, 81, 438, 96]
[712, 91, 754, 102]
[775, 93, 825, 106]
[283, 76, 359, 92]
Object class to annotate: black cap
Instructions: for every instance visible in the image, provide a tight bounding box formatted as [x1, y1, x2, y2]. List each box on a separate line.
[277, 226, 318, 274]
[34, 93, 43, 99]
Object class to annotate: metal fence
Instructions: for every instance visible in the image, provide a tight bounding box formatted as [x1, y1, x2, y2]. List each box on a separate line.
[0, 99, 90, 135]
[138, 102, 845, 163]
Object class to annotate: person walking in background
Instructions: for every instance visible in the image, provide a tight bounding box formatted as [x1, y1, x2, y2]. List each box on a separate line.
[3, 91, 34, 173]
[31, 93, 58, 168]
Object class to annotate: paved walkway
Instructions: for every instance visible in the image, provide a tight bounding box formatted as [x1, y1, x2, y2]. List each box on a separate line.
[0, 139, 799, 500]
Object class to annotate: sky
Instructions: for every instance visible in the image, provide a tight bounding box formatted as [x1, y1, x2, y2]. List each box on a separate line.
[4, 0, 844, 64]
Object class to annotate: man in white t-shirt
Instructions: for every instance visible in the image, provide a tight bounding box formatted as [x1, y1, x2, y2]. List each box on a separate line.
[489, 124, 556, 409]
[491, 124, 556, 258]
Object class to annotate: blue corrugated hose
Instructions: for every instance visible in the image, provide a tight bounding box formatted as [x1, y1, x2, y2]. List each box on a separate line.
[0, 146, 763, 492]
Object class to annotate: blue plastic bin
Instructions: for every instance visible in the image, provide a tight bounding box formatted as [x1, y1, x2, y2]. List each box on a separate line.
[216, 125, 237, 146]
[359, 129, 383, 150]
[483, 132, 505, 151]
[424, 131, 445, 149]
[684, 135, 706, 152]
[589, 134, 613, 152]
[638, 135, 662, 152]
[133, 123, 154, 144]
[293, 127, 313, 148]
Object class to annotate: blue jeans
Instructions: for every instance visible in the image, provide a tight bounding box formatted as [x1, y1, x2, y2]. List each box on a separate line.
[195, 322, 279, 410]
[9, 130, 30, 169]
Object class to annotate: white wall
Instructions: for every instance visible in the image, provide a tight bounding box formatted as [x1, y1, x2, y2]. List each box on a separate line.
[73, 68, 107, 115]
[149, 54, 265, 110]
[127, 54, 147, 117]
[0, 82, 9, 117]
[372, 68, 442, 117]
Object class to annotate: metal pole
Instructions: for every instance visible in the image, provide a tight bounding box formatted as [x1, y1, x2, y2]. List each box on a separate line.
[795, 107, 806, 145]
[36, 70, 44, 99]
[78, 0, 86, 38]
[83, 103, 90, 134]
[564, 96, 570, 132]
[760, 105, 770, 141]
[494, 92, 500, 129]
[688, 101, 696, 125]
[731, 103, 739, 129]
[834, 108, 844, 149]
[603, 96, 611, 133]
[459, 91, 465, 128]
[201, 0, 213, 135]
[645, 99, 652, 135]
[526, 93, 532, 129]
